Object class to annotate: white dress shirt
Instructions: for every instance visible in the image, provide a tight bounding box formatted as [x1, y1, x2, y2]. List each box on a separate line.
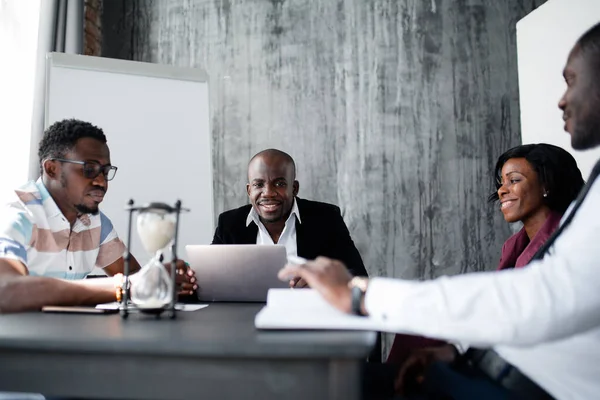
[365, 178, 600, 399]
[246, 198, 301, 262]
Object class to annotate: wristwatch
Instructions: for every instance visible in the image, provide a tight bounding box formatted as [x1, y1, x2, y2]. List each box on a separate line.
[114, 273, 130, 303]
[348, 276, 369, 316]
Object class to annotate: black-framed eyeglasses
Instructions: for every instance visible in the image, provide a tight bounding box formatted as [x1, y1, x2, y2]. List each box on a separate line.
[52, 158, 118, 181]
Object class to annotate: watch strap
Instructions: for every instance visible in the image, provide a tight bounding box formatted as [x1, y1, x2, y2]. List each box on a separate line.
[351, 285, 366, 316]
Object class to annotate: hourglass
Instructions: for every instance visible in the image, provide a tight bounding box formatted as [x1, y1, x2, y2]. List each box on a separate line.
[120, 200, 186, 319]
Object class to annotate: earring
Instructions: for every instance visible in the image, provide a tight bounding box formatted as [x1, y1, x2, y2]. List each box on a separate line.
[543, 192, 548, 198]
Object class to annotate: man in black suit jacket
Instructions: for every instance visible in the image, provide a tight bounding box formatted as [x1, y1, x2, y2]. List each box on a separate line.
[212, 149, 368, 287]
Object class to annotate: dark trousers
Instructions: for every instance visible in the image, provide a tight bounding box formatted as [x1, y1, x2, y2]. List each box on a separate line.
[416, 361, 519, 400]
[362, 362, 400, 400]
[362, 361, 521, 400]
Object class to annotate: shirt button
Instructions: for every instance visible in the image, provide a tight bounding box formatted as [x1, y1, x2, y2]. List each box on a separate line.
[69, 266, 72, 270]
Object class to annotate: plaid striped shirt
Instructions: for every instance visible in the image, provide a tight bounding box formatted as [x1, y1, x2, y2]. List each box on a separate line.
[0, 179, 125, 279]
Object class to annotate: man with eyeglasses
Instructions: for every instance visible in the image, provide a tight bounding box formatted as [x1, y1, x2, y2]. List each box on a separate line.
[0, 119, 197, 313]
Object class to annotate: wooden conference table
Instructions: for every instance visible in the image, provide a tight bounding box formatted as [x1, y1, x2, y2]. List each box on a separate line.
[0, 303, 376, 400]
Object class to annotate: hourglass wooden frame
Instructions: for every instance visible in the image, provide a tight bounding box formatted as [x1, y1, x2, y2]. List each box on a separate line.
[120, 199, 185, 319]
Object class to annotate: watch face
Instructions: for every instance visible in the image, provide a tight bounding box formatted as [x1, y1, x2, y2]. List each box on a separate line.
[351, 276, 369, 292]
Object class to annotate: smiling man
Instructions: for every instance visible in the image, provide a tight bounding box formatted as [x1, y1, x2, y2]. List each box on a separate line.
[0, 119, 196, 313]
[279, 22, 600, 399]
[212, 148, 367, 287]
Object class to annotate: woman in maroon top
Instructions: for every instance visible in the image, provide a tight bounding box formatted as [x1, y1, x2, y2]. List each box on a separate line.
[381, 144, 585, 398]
[492, 144, 583, 269]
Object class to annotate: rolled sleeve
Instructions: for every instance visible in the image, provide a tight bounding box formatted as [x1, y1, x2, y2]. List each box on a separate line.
[0, 238, 28, 266]
[96, 212, 126, 269]
[0, 204, 34, 266]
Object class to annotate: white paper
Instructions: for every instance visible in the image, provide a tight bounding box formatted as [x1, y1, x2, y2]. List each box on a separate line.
[96, 302, 209, 312]
[177, 304, 209, 312]
[254, 289, 381, 330]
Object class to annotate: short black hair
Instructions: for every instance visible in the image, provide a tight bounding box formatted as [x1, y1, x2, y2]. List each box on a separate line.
[38, 119, 106, 174]
[249, 148, 296, 179]
[577, 22, 600, 112]
[489, 143, 584, 214]
[578, 22, 600, 72]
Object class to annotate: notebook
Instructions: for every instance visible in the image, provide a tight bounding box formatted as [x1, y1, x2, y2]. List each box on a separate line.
[254, 288, 381, 330]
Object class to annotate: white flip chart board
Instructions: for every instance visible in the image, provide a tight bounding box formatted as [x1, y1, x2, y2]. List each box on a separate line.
[45, 53, 213, 268]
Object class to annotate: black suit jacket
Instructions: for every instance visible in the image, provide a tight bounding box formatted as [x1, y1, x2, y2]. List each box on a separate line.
[212, 198, 368, 277]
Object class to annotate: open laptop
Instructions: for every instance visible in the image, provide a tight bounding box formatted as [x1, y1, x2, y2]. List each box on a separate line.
[185, 244, 290, 302]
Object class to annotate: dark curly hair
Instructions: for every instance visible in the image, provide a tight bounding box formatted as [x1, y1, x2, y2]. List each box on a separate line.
[488, 143, 584, 214]
[38, 119, 106, 174]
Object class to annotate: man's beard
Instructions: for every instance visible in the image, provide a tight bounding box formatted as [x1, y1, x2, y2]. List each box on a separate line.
[258, 210, 284, 224]
[572, 86, 600, 150]
[75, 203, 100, 215]
[258, 207, 292, 225]
[60, 171, 100, 215]
[572, 114, 600, 150]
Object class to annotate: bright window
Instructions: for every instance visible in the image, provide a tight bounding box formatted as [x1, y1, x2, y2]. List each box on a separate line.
[0, 0, 41, 204]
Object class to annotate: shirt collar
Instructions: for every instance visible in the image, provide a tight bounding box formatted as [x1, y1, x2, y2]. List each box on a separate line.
[35, 178, 63, 218]
[246, 197, 302, 227]
[34, 178, 92, 226]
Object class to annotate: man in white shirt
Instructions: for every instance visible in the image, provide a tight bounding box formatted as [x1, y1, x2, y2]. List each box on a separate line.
[278, 22, 600, 400]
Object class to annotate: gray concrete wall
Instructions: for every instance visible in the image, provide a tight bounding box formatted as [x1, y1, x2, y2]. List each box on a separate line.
[102, 0, 545, 355]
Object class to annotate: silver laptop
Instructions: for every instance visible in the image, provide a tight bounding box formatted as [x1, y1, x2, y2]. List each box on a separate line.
[185, 244, 289, 302]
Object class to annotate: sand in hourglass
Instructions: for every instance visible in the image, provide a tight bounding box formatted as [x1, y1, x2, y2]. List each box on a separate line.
[138, 217, 176, 254]
[133, 212, 176, 310]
